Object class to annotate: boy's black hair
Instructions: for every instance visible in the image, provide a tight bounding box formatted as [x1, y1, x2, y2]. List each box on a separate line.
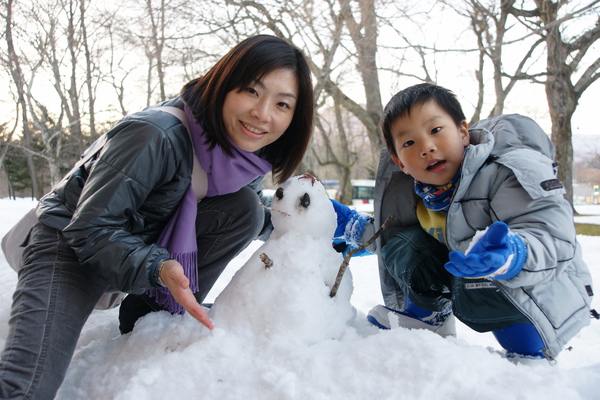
[381, 83, 466, 158]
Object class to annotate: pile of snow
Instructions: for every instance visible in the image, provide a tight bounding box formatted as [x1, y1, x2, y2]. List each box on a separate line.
[0, 195, 599, 399]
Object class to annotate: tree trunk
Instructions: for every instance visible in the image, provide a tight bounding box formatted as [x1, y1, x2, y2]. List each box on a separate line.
[536, 0, 578, 207]
[147, 0, 167, 102]
[80, 0, 97, 142]
[5, 0, 40, 199]
[67, 0, 84, 154]
[339, 0, 384, 157]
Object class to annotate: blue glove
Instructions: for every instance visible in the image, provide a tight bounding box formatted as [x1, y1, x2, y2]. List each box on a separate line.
[330, 199, 373, 256]
[444, 221, 526, 280]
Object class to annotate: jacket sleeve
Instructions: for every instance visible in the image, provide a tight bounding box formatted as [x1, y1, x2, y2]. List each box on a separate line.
[62, 119, 183, 293]
[486, 158, 578, 289]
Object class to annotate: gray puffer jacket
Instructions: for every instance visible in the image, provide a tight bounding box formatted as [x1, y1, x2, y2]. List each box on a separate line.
[367, 114, 594, 359]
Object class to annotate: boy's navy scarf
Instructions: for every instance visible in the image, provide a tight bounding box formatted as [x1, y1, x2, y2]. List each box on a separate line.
[147, 106, 272, 314]
[414, 168, 461, 214]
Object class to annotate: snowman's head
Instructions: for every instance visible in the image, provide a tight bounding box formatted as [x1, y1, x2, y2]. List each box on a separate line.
[269, 174, 337, 238]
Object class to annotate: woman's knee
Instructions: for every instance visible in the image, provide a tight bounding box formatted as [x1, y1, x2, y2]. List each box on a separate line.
[197, 186, 265, 238]
[228, 186, 264, 234]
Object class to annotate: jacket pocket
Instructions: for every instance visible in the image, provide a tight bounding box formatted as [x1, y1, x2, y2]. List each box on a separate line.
[524, 271, 587, 329]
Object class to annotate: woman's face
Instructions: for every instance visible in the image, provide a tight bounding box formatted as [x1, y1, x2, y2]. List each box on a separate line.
[222, 68, 298, 153]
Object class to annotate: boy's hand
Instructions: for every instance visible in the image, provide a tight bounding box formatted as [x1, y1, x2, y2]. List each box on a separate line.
[330, 199, 373, 256]
[444, 221, 526, 280]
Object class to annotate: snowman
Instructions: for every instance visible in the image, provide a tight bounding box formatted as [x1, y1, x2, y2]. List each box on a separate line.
[209, 174, 355, 344]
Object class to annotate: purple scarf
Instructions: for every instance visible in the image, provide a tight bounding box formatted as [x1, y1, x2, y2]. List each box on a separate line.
[147, 106, 272, 313]
[185, 106, 273, 197]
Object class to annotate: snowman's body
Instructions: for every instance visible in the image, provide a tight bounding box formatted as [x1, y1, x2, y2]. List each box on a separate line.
[209, 175, 355, 343]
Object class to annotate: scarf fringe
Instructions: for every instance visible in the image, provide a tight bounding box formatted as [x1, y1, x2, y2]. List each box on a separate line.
[147, 251, 198, 314]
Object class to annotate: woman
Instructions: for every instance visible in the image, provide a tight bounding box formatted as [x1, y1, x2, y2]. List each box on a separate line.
[0, 35, 313, 399]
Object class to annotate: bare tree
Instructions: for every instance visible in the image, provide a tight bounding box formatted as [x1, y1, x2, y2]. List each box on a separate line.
[311, 97, 361, 204]
[508, 0, 600, 208]
[2, 0, 110, 190]
[103, 20, 135, 117]
[454, 0, 545, 122]
[3, 0, 41, 198]
[25, 99, 65, 186]
[3, 0, 598, 202]
[386, 1, 544, 124]
[119, 0, 199, 105]
[145, 0, 167, 102]
[0, 117, 18, 198]
[64, 0, 84, 153]
[79, 0, 98, 141]
[25, 0, 88, 185]
[338, 0, 384, 153]
[191, 0, 386, 195]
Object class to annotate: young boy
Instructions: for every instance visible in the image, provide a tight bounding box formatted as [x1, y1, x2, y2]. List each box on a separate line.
[333, 83, 595, 362]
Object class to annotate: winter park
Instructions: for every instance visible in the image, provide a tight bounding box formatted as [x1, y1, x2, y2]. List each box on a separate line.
[2, 1, 600, 399]
[0, 183, 599, 400]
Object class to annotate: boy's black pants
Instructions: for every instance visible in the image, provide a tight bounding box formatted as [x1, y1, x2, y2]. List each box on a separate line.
[382, 225, 531, 332]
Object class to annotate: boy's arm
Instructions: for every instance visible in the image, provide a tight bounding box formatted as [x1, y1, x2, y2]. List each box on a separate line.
[453, 164, 577, 288]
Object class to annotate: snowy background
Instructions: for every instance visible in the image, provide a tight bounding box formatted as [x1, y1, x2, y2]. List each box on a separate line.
[0, 196, 599, 400]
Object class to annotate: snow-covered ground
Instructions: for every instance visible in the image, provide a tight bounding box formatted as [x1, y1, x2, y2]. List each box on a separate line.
[0, 197, 599, 400]
[574, 204, 600, 225]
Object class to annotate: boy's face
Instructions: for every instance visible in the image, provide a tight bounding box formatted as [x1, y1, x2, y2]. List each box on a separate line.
[390, 100, 469, 187]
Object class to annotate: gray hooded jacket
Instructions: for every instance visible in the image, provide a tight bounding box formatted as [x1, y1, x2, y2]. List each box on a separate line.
[365, 114, 594, 358]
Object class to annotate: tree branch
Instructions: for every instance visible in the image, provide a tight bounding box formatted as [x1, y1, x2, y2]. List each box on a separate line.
[329, 216, 396, 298]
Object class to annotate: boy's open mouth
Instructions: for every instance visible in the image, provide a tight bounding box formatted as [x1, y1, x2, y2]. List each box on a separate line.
[427, 160, 445, 171]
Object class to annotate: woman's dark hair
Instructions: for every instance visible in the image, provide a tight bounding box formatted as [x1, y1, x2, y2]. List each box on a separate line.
[180, 35, 314, 184]
[381, 83, 466, 158]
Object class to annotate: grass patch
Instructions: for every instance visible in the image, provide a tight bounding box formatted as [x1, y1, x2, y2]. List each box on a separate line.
[575, 223, 600, 236]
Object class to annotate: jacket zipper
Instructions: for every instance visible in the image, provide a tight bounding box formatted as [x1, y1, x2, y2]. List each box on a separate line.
[491, 280, 556, 364]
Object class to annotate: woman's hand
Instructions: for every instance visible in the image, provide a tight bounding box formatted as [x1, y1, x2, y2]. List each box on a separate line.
[160, 259, 214, 330]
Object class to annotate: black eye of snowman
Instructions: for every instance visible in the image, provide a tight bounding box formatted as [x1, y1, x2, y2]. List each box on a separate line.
[300, 192, 310, 208]
[275, 187, 284, 200]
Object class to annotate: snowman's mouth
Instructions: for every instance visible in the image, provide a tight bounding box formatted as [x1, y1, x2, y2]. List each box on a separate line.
[259, 201, 291, 217]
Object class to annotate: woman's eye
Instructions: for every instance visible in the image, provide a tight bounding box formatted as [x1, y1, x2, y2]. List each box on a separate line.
[245, 87, 258, 96]
[277, 102, 290, 109]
